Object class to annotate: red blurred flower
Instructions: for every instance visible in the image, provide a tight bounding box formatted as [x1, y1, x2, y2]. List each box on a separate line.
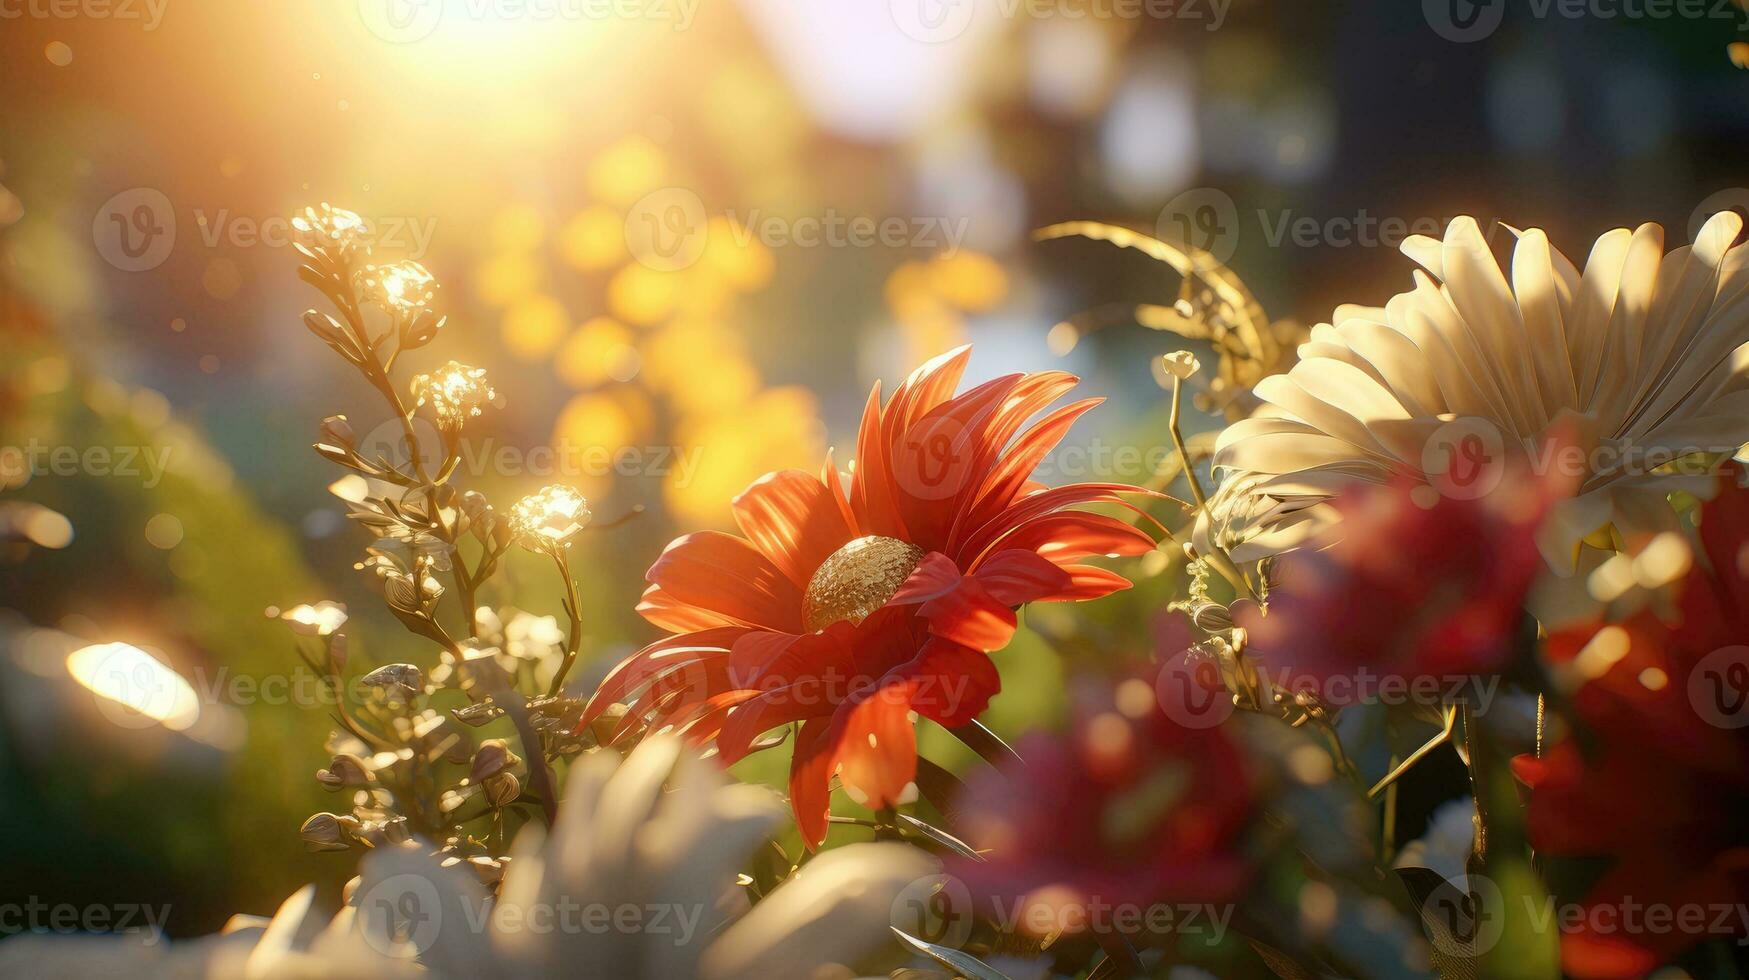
[581, 348, 1159, 847]
[1239, 470, 1555, 702]
[1513, 467, 1749, 979]
[951, 679, 1254, 936]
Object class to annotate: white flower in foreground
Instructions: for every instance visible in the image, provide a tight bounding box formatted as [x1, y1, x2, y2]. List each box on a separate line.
[0, 738, 937, 980]
[1199, 210, 1749, 571]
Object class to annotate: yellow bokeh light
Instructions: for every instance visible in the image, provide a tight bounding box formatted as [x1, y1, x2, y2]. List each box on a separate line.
[606, 263, 681, 326]
[475, 252, 542, 308]
[548, 387, 656, 504]
[491, 205, 547, 253]
[698, 217, 776, 292]
[640, 319, 763, 413]
[558, 206, 627, 271]
[928, 251, 1008, 313]
[556, 316, 641, 388]
[667, 387, 824, 525]
[586, 136, 668, 207]
[502, 294, 570, 359]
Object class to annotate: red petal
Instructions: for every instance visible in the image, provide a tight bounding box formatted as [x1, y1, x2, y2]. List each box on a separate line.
[580, 628, 742, 728]
[886, 345, 972, 436]
[644, 531, 805, 633]
[717, 687, 832, 762]
[790, 717, 837, 850]
[1047, 564, 1135, 601]
[851, 382, 907, 539]
[889, 376, 1021, 550]
[728, 630, 802, 687]
[732, 470, 853, 590]
[889, 551, 965, 605]
[953, 397, 1102, 546]
[636, 584, 746, 633]
[961, 482, 1171, 563]
[967, 548, 1075, 605]
[983, 512, 1157, 564]
[832, 682, 918, 811]
[919, 577, 1018, 652]
[899, 639, 1000, 726]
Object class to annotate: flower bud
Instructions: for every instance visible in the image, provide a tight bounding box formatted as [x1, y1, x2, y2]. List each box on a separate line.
[469, 738, 520, 782]
[300, 812, 358, 852]
[1162, 350, 1202, 380]
[317, 752, 371, 790]
[361, 662, 425, 699]
[483, 771, 521, 809]
[319, 415, 357, 450]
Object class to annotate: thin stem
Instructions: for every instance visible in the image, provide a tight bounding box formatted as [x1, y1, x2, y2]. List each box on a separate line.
[1169, 376, 1256, 602]
[546, 548, 585, 697]
[1169, 376, 1211, 513]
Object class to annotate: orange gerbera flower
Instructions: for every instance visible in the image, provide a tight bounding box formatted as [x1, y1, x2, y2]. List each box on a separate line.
[581, 347, 1161, 846]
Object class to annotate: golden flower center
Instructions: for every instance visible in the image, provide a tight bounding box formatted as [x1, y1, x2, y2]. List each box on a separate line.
[802, 535, 925, 632]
